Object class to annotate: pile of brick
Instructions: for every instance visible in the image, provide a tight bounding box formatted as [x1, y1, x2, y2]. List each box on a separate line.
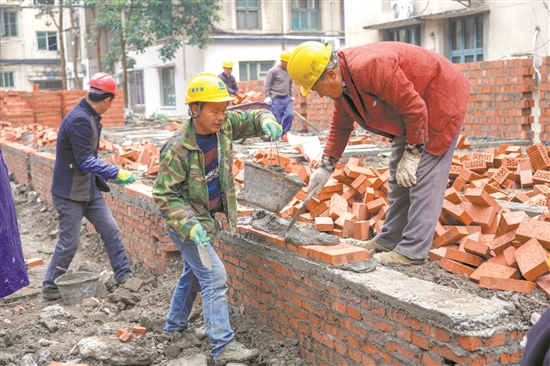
[231, 142, 550, 298]
[102, 140, 160, 177]
[233, 90, 264, 105]
[0, 122, 58, 146]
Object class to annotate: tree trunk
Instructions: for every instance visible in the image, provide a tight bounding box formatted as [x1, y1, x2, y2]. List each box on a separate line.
[69, 2, 81, 89]
[120, 11, 128, 108]
[91, 7, 102, 73]
[58, 0, 67, 90]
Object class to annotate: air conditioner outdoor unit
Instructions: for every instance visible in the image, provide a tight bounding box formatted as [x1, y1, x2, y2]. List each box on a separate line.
[390, 0, 412, 21]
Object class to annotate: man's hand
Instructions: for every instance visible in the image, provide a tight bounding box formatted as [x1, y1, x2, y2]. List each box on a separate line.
[116, 169, 136, 185]
[261, 119, 283, 140]
[396, 151, 421, 187]
[308, 168, 331, 194]
[189, 223, 211, 247]
[264, 97, 272, 105]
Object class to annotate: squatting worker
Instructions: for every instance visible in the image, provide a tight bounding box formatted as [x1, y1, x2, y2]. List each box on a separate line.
[287, 41, 470, 265]
[42, 72, 136, 300]
[152, 73, 282, 364]
[264, 51, 294, 142]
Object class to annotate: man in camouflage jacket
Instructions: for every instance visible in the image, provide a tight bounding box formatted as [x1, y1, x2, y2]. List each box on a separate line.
[153, 73, 282, 365]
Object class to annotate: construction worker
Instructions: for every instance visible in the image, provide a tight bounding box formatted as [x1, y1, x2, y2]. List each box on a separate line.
[264, 51, 294, 142]
[0, 149, 30, 299]
[152, 73, 281, 365]
[287, 41, 470, 265]
[218, 60, 242, 96]
[521, 307, 550, 365]
[42, 72, 136, 300]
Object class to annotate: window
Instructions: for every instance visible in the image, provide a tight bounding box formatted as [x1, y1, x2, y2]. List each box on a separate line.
[449, 15, 483, 63]
[387, 25, 420, 45]
[3, 11, 18, 37]
[130, 71, 145, 107]
[34, 0, 55, 4]
[237, 0, 260, 30]
[292, 0, 319, 30]
[161, 67, 175, 107]
[239, 61, 275, 82]
[0, 72, 15, 88]
[37, 32, 58, 51]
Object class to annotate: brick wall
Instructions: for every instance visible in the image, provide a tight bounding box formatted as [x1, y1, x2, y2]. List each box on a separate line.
[1, 143, 34, 185]
[238, 57, 539, 140]
[0, 89, 125, 128]
[0, 142, 527, 365]
[538, 56, 550, 143]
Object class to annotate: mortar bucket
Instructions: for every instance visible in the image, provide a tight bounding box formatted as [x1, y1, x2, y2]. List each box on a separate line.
[54, 272, 100, 305]
[243, 162, 306, 213]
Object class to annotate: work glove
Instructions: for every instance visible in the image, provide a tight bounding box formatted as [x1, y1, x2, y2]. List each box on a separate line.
[396, 150, 421, 187]
[261, 119, 283, 140]
[116, 169, 136, 185]
[189, 223, 211, 247]
[308, 168, 331, 195]
[264, 97, 272, 105]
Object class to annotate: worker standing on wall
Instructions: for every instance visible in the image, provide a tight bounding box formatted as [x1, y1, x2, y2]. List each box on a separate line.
[153, 73, 281, 365]
[42, 72, 136, 300]
[218, 61, 242, 97]
[287, 41, 470, 265]
[264, 51, 294, 142]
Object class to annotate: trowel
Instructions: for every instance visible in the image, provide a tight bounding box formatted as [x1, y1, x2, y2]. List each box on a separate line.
[197, 243, 212, 271]
[283, 189, 316, 238]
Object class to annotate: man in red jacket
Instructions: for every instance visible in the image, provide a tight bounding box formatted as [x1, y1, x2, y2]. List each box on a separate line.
[287, 41, 470, 265]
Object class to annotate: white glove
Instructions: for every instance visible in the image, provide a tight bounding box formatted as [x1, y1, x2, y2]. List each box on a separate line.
[308, 168, 331, 194]
[264, 97, 272, 105]
[396, 150, 421, 187]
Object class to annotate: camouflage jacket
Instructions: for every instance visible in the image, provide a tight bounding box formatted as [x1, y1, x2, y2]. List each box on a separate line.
[153, 108, 275, 242]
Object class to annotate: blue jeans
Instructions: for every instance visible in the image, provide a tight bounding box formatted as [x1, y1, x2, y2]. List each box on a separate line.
[42, 194, 132, 290]
[164, 230, 234, 358]
[270, 95, 294, 134]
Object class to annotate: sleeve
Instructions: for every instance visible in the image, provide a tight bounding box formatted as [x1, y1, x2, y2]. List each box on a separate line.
[264, 69, 273, 96]
[357, 57, 428, 145]
[152, 149, 200, 242]
[226, 77, 238, 95]
[226, 109, 274, 141]
[68, 118, 119, 180]
[322, 97, 355, 160]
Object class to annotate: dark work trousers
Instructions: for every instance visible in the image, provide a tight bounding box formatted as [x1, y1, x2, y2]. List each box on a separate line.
[373, 133, 460, 260]
[42, 194, 132, 290]
[270, 96, 294, 134]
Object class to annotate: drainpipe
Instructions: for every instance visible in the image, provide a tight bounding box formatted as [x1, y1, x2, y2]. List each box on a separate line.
[282, 0, 287, 50]
[531, 26, 541, 144]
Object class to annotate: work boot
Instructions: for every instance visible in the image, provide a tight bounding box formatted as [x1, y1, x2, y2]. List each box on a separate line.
[182, 326, 207, 340]
[42, 288, 62, 300]
[373, 251, 425, 266]
[214, 340, 259, 365]
[355, 239, 390, 252]
[281, 132, 289, 142]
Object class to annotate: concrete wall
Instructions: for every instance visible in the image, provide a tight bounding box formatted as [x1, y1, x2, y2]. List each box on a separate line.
[0, 141, 527, 365]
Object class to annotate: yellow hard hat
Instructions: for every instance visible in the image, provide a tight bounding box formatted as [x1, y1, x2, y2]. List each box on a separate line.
[185, 73, 236, 104]
[280, 51, 291, 62]
[288, 41, 332, 96]
[222, 61, 234, 68]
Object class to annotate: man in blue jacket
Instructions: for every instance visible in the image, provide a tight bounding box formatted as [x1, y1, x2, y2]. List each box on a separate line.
[42, 72, 136, 300]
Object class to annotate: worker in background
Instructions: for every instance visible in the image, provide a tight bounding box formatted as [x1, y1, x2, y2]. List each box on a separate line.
[218, 61, 242, 97]
[42, 72, 136, 300]
[264, 51, 294, 142]
[153, 73, 281, 365]
[0, 149, 30, 299]
[287, 41, 470, 265]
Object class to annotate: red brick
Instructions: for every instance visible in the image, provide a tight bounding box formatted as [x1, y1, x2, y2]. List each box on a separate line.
[535, 273, 550, 298]
[444, 187, 462, 204]
[479, 276, 537, 293]
[470, 262, 521, 283]
[515, 217, 550, 248]
[464, 187, 500, 211]
[442, 200, 473, 225]
[445, 247, 485, 267]
[514, 238, 549, 281]
[489, 230, 517, 255]
[433, 226, 471, 248]
[460, 202, 496, 228]
[463, 238, 491, 258]
[429, 247, 448, 261]
[328, 194, 349, 219]
[497, 211, 528, 236]
[315, 217, 334, 232]
[439, 257, 475, 276]
[353, 221, 370, 240]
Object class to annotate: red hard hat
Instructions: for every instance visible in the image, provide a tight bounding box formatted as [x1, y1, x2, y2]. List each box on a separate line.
[87, 72, 119, 96]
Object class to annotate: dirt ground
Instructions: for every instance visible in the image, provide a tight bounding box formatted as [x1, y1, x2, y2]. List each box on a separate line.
[1, 125, 550, 365]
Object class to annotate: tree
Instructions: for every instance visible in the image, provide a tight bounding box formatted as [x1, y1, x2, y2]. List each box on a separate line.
[84, 0, 222, 107]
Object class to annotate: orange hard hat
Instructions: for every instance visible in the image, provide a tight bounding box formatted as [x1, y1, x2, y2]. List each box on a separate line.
[88, 72, 119, 96]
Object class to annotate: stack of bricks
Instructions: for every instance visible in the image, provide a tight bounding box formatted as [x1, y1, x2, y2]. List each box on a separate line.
[102, 139, 160, 176]
[21, 91, 63, 128]
[432, 142, 550, 298]
[537, 55, 550, 143]
[62, 89, 125, 127]
[0, 121, 59, 146]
